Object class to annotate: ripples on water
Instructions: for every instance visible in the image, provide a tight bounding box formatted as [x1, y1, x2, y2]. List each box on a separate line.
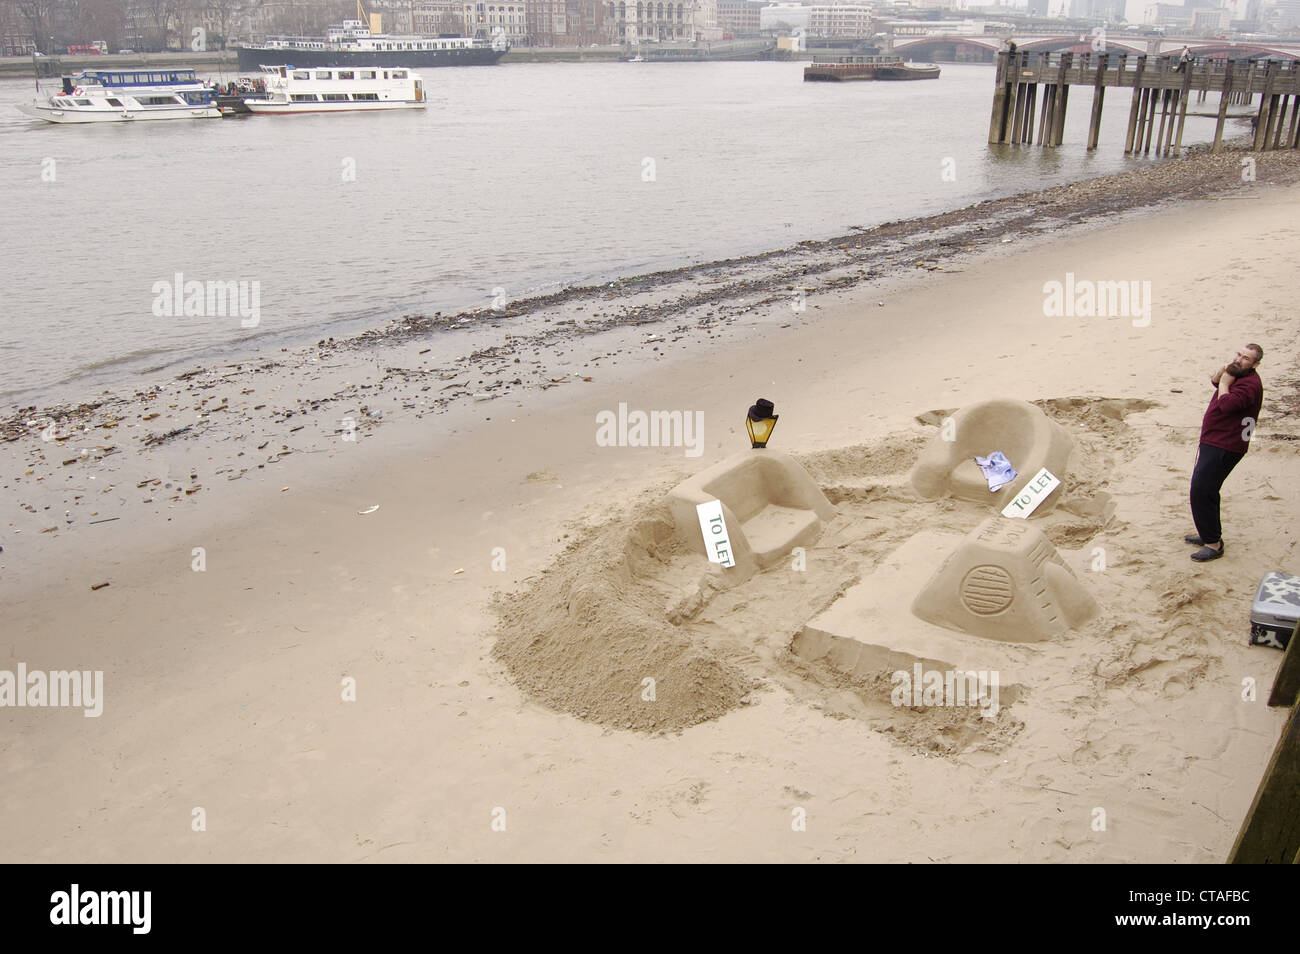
[0, 62, 1224, 402]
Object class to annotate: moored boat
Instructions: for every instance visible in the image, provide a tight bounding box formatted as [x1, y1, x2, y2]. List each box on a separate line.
[15, 68, 220, 123]
[803, 55, 941, 82]
[235, 17, 506, 71]
[241, 64, 426, 113]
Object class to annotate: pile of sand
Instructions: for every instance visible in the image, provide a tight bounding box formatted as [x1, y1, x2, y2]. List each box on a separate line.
[493, 504, 759, 733]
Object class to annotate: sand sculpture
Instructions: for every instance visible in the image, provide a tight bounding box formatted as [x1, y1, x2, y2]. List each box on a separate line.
[496, 400, 1127, 738]
[912, 516, 1098, 642]
[909, 398, 1073, 514]
[666, 449, 836, 581]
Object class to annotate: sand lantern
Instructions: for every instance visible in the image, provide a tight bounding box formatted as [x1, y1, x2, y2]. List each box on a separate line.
[746, 398, 778, 449]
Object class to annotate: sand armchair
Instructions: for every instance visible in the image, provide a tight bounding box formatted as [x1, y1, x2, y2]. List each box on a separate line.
[910, 399, 1072, 513]
[667, 450, 836, 579]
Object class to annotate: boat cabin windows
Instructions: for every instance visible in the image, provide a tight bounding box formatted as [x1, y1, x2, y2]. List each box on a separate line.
[184, 92, 210, 104]
[351, 92, 379, 101]
[106, 98, 122, 106]
[75, 99, 92, 106]
[321, 93, 348, 101]
[138, 95, 182, 105]
[358, 70, 376, 79]
[315, 71, 333, 79]
[81, 70, 199, 86]
[337, 71, 355, 80]
[391, 70, 408, 78]
[293, 71, 310, 80]
[291, 94, 319, 102]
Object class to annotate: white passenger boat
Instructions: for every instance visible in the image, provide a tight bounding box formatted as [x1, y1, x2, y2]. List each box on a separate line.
[15, 68, 220, 123]
[241, 65, 425, 113]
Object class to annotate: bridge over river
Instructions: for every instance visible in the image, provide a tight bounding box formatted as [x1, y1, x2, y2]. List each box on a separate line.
[892, 33, 1300, 64]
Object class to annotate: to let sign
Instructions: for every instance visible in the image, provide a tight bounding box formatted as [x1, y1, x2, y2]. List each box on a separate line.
[696, 499, 736, 568]
[1001, 467, 1060, 519]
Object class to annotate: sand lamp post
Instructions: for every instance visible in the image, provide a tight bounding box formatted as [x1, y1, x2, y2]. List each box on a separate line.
[746, 398, 778, 449]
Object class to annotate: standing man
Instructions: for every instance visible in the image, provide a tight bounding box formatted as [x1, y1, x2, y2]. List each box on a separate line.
[1187, 344, 1264, 562]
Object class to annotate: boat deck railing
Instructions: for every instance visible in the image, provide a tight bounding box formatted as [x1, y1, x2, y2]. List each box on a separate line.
[810, 54, 899, 66]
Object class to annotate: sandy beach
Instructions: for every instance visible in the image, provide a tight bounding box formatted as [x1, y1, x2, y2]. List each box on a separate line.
[2, 151, 1297, 863]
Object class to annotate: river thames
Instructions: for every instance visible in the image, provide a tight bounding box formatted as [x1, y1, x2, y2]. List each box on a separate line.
[0, 60, 1227, 403]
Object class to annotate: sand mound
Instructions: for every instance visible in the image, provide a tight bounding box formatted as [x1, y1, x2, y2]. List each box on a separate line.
[491, 395, 1238, 755]
[493, 505, 758, 733]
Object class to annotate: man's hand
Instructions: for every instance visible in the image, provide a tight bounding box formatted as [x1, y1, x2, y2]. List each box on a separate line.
[1212, 364, 1226, 386]
[1218, 371, 1236, 397]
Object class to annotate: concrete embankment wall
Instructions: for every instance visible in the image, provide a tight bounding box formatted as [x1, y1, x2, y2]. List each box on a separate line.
[0, 51, 238, 77]
[0, 47, 631, 76]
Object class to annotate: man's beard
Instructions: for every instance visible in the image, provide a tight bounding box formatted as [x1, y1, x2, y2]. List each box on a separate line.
[1227, 360, 1252, 375]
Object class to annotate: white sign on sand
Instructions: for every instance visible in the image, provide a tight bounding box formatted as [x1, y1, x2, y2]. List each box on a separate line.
[1001, 467, 1060, 519]
[696, 499, 736, 568]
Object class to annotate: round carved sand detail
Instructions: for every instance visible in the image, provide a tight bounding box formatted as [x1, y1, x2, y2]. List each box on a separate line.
[960, 565, 1015, 615]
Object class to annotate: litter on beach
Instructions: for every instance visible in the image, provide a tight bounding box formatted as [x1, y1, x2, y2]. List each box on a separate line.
[358, 505, 380, 515]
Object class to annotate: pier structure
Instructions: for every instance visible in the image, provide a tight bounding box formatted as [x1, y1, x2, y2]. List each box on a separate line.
[989, 50, 1300, 156]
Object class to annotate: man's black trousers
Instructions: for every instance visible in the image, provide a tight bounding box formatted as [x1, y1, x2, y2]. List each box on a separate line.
[1190, 442, 1244, 545]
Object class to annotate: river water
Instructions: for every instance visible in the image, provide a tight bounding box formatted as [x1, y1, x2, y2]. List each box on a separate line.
[0, 61, 1226, 405]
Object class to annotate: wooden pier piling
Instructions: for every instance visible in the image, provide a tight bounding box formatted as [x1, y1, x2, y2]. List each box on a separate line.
[1087, 53, 1108, 151]
[989, 50, 1300, 156]
[1124, 55, 1147, 155]
[1213, 59, 1235, 153]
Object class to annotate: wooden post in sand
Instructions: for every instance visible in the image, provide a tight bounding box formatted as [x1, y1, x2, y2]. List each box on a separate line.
[1087, 53, 1108, 151]
[1125, 55, 1147, 155]
[1213, 59, 1234, 154]
[1268, 622, 1300, 708]
[1230, 622, 1300, 864]
[1172, 62, 1194, 156]
[1272, 94, 1290, 150]
[1229, 701, 1300, 863]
